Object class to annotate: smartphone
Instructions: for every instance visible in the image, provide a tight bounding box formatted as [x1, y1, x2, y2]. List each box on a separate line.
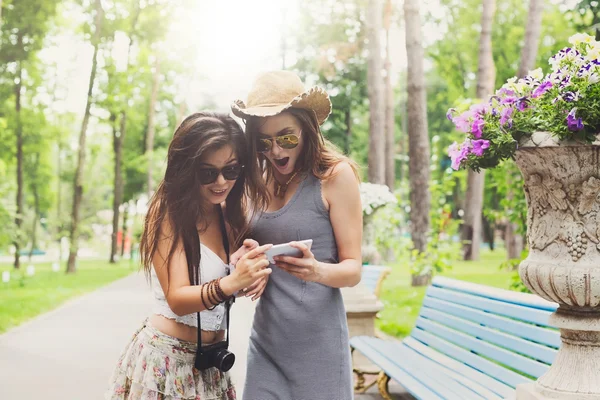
[265, 239, 313, 264]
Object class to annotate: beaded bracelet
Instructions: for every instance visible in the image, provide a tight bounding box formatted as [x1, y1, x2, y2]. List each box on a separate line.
[209, 280, 221, 305]
[201, 282, 217, 311]
[215, 277, 231, 301]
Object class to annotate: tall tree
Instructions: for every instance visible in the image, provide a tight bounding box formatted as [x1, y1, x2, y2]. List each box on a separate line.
[107, 0, 141, 263]
[67, 0, 104, 273]
[462, 0, 496, 261]
[517, 0, 545, 79]
[0, 0, 60, 268]
[502, 0, 545, 260]
[110, 111, 125, 263]
[367, 0, 385, 183]
[14, 51, 23, 269]
[384, 0, 395, 190]
[404, 0, 431, 260]
[146, 54, 160, 198]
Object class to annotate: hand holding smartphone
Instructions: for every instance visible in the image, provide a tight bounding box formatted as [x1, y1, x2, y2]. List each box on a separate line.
[265, 239, 313, 264]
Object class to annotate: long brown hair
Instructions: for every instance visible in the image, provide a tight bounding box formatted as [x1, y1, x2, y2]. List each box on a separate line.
[139, 112, 265, 284]
[244, 108, 359, 198]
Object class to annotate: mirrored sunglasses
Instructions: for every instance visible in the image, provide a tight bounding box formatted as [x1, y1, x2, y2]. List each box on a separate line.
[256, 133, 300, 153]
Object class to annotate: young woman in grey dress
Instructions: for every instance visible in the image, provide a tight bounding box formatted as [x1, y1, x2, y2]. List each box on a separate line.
[231, 71, 363, 400]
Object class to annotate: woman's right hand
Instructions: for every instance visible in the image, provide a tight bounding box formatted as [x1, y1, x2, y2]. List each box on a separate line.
[221, 244, 272, 296]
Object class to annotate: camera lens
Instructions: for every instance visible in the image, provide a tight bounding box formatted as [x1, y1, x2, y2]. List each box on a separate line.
[217, 350, 236, 372]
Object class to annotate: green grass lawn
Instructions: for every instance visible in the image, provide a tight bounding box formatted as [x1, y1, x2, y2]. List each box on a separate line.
[0, 259, 136, 334]
[377, 249, 514, 338]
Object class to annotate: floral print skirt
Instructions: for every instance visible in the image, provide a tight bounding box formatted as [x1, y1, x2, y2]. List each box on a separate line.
[105, 321, 236, 400]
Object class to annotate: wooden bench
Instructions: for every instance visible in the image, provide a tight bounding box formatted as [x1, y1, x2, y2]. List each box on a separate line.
[360, 264, 391, 298]
[350, 276, 560, 400]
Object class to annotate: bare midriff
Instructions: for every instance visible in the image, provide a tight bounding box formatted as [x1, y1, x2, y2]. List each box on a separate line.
[149, 314, 225, 344]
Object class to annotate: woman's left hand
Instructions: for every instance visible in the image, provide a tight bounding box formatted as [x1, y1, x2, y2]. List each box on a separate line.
[274, 241, 322, 283]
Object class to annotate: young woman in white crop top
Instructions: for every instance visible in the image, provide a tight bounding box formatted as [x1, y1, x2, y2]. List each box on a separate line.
[105, 112, 272, 400]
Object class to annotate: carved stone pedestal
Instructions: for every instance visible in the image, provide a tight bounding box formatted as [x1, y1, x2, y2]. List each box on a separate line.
[515, 132, 600, 400]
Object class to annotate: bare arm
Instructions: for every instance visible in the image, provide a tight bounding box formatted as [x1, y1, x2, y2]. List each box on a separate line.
[153, 221, 271, 316]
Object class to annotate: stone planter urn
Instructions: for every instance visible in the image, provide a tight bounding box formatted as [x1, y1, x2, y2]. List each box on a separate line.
[515, 132, 600, 400]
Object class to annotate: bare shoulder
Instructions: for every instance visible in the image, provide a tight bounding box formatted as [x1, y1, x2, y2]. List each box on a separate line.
[323, 161, 359, 190]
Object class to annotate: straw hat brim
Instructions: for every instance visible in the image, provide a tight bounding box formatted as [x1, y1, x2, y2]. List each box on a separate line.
[231, 86, 332, 126]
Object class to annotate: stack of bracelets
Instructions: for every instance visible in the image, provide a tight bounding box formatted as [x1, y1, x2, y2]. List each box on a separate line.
[201, 277, 232, 310]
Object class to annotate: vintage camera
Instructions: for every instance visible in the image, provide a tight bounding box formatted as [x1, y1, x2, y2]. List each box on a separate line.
[195, 340, 235, 372]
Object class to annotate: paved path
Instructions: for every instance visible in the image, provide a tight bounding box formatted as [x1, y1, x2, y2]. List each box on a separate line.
[0, 272, 410, 399]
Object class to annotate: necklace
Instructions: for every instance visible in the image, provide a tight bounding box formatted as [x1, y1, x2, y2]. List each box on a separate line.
[274, 170, 299, 198]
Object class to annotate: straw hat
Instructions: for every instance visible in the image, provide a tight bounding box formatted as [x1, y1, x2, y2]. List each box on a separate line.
[231, 70, 332, 125]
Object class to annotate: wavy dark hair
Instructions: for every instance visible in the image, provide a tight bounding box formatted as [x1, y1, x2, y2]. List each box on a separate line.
[244, 108, 359, 200]
[139, 112, 266, 285]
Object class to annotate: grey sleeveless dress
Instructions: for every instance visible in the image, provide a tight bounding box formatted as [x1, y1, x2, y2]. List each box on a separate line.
[242, 173, 353, 400]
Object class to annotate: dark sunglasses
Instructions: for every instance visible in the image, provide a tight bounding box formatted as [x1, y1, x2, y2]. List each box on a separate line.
[198, 164, 244, 185]
[256, 132, 301, 153]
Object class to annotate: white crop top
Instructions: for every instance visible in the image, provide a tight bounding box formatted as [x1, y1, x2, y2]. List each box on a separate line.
[151, 244, 231, 331]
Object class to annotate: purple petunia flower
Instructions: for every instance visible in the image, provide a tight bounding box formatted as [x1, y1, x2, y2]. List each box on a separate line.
[452, 112, 471, 133]
[500, 96, 518, 105]
[562, 91, 580, 102]
[446, 108, 455, 121]
[448, 141, 471, 170]
[471, 140, 490, 157]
[532, 81, 553, 98]
[567, 108, 584, 131]
[471, 118, 485, 138]
[516, 97, 530, 111]
[500, 107, 513, 126]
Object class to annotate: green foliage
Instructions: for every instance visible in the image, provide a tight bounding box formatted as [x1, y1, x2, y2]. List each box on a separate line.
[407, 167, 462, 276]
[292, 0, 369, 163]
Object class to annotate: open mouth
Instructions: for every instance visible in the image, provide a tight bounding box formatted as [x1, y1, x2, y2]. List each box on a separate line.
[210, 188, 227, 196]
[274, 157, 289, 168]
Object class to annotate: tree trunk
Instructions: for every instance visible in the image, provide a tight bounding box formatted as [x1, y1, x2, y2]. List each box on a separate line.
[411, 271, 432, 287]
[29, 161, 40, 260]
[14, 54, 23, 270]
[344, 109, 351, 154]
[57, 140, 63, 263]
[146, 55, 160, 198]
[367, 0, 385, 184]
[505, 0, 544, 260]
[482, 213, 495, 251]
[110, 112, 125, 263]
[404, 0, 431, 255]
[67, 0, 103, 274]
[462, 0, 496, 261]
[517, 0, 545, 79]
[121, 203, 128, 257]
[384, 0, 395, 190]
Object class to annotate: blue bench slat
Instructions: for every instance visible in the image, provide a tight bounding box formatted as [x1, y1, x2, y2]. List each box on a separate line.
[416, 317, 549, 378]
[423, 297, 561, 348]
[432, 276, 557, 311]
[420, 307, 558, 365]
[427, 286, 553, 326]
[411, 328, 531, 388]
[352, 337, 476, 400]
[366, 338, 492, 400]
[350, 337, 446, 400]
[404, 337, 513, 399]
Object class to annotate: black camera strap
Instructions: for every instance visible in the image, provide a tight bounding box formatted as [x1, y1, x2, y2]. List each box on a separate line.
[195, 206, 232, 352]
